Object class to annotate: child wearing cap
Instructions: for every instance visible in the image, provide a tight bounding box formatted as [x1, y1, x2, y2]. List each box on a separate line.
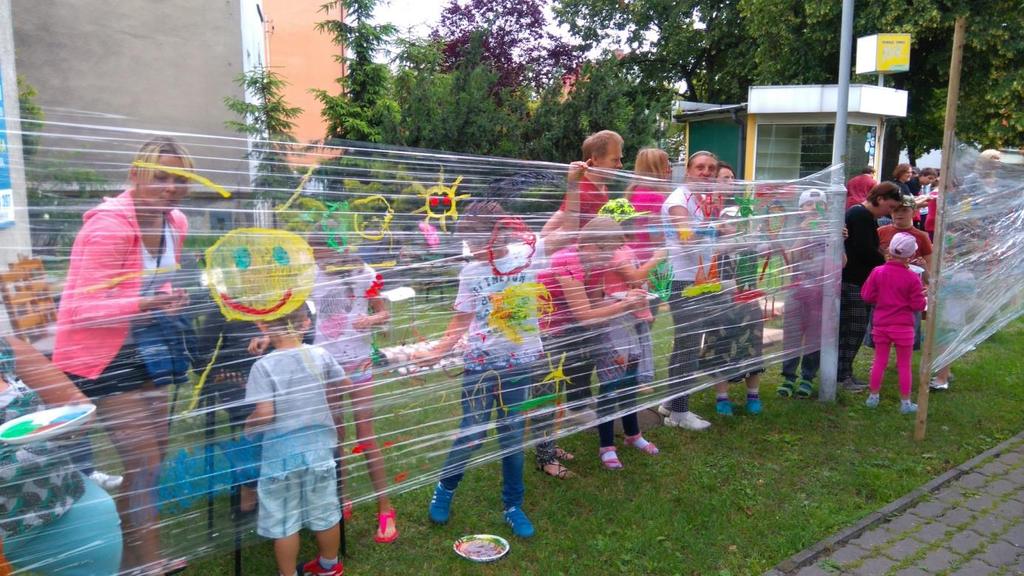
[779, 189, 829, 398]
[860, 232, 928, 414]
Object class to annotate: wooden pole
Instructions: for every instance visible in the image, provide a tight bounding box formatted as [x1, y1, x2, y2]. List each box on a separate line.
[915, 16, 967, 441]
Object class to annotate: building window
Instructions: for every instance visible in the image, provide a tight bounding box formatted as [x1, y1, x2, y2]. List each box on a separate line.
[755, 123, 878, 181]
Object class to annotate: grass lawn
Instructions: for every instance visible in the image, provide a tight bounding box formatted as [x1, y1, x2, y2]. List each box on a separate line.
[176, 315, 1024, 576]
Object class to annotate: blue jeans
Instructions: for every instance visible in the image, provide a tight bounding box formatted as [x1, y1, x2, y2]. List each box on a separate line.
[597, 363, 641, 447]
[438, 367, 531, 509]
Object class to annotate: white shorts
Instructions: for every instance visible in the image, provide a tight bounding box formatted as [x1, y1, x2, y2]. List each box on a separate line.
[257, 463, 341, 539]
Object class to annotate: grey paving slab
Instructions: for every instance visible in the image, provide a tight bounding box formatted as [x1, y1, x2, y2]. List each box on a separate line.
[971, 513, 1013, 536]
[1000, 522, 1024, 547]
[985, 478, 1018, 496]
[905, 498, 949, 519]
[918, 547, 958, 572]
[913, 521, 952, 542]
[999, 450, 1023, 466]
[978, 460, 1011, 477]
[964, 493, 999, 512]
[882, 537, 925, 559]
[947, 529, 986, 554]
[995, 498, 1024, 519]
[978, 540, 1020, 567]
[851, 556, 896, 576]
[848, 527, 892, 550]
[767, 434, 1024, 575]
[794, 565, 830, 576]
[828, 544, 871, 566]
[941, 506, 977, 526]
[880, 513, 924, 536]
[893, 568, 929, 576]
[950, 559, 999, 576]
[958, 472, 989, 489]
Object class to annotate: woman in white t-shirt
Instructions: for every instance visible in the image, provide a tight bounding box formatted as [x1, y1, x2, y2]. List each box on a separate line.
[656, 151, 719, 432]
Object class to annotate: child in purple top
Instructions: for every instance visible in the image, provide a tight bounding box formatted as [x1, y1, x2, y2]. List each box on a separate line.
[861, 232, 928, 414]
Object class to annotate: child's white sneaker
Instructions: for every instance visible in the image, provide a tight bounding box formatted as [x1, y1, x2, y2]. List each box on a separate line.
[900, 401, 918, 415]
[89, 470, 124, 491]
[865, 394, 880, 408]
[663, 410, 711, 431]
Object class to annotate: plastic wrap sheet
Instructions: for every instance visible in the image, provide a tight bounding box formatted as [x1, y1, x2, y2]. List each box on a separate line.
[930, 147, 1024, 370]
[0, 118, 849, 574]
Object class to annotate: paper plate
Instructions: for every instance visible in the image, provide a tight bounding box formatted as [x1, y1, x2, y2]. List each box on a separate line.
[609, 291, 659, 301]
[453, 534, 510, 563]
[0, 404, 96, 445]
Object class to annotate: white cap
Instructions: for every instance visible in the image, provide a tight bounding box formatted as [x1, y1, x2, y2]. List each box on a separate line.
[798, 189, 826, 208]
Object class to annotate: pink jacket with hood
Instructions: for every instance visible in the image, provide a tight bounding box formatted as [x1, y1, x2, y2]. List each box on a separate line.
[53, 190, 188, 379]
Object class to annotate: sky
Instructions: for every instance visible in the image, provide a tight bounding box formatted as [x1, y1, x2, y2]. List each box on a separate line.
[376, 0, 445, 38]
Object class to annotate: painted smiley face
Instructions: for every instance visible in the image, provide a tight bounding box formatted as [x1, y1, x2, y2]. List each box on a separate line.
[205, 228, 316, 321]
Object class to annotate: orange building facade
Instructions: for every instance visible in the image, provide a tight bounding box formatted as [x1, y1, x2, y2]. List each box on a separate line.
[263, 0, 345, 144]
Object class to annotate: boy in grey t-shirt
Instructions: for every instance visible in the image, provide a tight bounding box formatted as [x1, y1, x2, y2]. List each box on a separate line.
[245, 305, 349, 576]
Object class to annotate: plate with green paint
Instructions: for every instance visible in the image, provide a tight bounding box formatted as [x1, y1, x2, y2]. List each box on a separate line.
[0, 404, 96, 445]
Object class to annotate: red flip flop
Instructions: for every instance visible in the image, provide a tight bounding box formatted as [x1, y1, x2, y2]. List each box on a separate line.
[373, 509, 399, 543]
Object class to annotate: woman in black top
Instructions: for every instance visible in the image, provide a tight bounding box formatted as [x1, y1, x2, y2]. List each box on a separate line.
[837, 182, 904, 390]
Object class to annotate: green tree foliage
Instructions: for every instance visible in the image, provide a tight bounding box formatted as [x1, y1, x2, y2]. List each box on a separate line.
[223, 66, 303, 196]
[552, 0, 756, 104]
[390, 34, 528, 157]
[523, 55, 668, 165]
[555, 0, 1023, 161]
[313, 0, 400, 142]
[224, 66, 302, 140]
[17, 76, 44, 163]
[743, 0, 1023, 161]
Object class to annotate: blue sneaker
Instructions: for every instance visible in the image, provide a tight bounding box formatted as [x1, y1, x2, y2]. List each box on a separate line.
[716, 400, 734, 416]
[504, 506, 534, 538]
[428, 482, 455, 524]
[746, 398, 762, 415]
[900, 402, 918, 415]
[866, 394, 880, 408]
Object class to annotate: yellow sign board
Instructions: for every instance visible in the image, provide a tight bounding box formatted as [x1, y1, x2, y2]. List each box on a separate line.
[856, 33, 912, 74]
[876, 34, 911, 72]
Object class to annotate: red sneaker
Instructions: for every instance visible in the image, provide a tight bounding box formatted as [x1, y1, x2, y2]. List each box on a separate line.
[301, 557, 344, 576]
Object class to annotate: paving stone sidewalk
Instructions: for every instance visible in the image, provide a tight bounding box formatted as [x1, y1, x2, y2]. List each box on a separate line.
[769, 433, 1024, 576]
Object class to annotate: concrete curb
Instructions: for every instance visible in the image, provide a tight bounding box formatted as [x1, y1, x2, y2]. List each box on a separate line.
[767, 429, 1024, 575]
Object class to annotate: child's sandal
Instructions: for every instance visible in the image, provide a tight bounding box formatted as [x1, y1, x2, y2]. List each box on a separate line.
[373, 508, 399, 543]
[538, 461, 575, 479]
[778, 381, 796, 398]
[600, 447, 623, 470]
[624, 434, 659, 455]
[796, 380, 814, 399]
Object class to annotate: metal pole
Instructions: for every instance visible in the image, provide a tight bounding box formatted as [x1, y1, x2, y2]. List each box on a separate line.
[915, 16, 967, 441]
[819, 0, 855, 402]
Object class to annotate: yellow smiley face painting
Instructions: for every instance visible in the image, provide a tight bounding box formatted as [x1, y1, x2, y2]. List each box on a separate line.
[205, 228, 316, 321]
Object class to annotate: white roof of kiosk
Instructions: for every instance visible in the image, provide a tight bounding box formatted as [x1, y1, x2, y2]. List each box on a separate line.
[748, 84, 907, 118]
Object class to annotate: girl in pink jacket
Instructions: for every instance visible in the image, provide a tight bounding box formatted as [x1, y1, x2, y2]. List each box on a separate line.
[860, 232, 928, 414]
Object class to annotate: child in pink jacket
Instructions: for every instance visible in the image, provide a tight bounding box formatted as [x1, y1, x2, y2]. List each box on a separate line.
[861, 232, 928, 413]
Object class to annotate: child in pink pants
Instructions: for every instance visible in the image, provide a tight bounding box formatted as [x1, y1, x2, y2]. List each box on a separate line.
[861, 232, 928, 414]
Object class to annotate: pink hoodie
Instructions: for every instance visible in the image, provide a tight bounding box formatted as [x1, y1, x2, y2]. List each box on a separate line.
[860, 260, 926, 331]
[53, 190, 188, 379]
